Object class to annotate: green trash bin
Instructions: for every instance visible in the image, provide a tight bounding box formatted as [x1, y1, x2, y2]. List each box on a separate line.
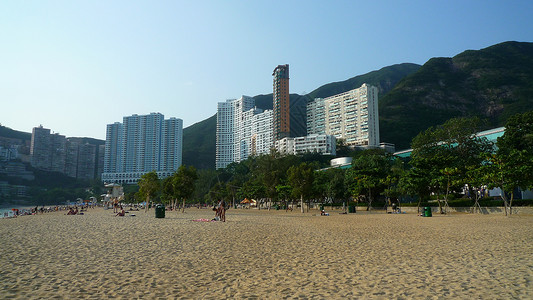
[155, 204, 165, 218]
[424, 206, 432, 217]
[348, 205, 356, 213]
[319, 205, 324, 211]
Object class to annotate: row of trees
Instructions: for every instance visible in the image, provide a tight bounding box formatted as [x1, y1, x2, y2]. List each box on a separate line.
[137, 166, 198, 213]
[133, 112, 532, 216]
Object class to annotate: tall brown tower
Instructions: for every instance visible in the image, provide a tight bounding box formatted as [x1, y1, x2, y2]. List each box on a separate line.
[273, 64, 290, 142]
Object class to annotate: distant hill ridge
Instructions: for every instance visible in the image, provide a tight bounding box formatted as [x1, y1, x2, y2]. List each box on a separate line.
[5, 41, 532, 170]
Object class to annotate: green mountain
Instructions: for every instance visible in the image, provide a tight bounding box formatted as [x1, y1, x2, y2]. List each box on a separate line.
[0, 125, 31, 141]
[307, 63, 421, 100]
[380, 41, 533, 150]
[182, 114, 217, 170]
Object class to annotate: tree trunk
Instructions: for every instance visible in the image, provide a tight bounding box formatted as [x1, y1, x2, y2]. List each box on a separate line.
[145, 196, 150, 213]
[182, 198, 185, 213]
[509, 191, 514, 216]
[444, 179, 450, 214]
[300, 195, 304, 213]
[501, 188, 509, 216]
[367, 189, 372, 211]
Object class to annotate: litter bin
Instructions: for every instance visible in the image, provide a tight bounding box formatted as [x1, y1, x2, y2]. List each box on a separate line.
[319, 204, 324, 211]
[424, 206, 432, 217]
[348, 205, 356, 213]
[155, 204, 165, 218]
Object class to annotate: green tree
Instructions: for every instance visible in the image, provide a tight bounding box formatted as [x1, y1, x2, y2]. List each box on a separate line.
[409, 117, 492, 213]
[173, 165, 199, 213]
[161, 176, 174, 206]
[345, 150, 389, 210]
[335, 138, 352, 157]
[382, 157, 405, 211]
[288, 162, 315, 213]
[399, 166, 431, 213]
[326, 168, 347, 211]
[254, 154, 279, 209]
[313, 170, 329, 206]
[275, 184, 292, 210]
[194, 169, 218, 205]
[138, 171, 160, 212]
[486, 112, 533, 215]
[239, 176, 265, 203]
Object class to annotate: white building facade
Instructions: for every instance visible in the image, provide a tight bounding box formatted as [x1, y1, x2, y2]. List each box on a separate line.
[216, 96, 255, 169]
[251, 110, 273, 156]
[307, 83, 379, 147]
[307, 98, 325, 135]
[216, 96, 273, 169]
[275, 134, 336, 156]
[102, 113, 183, 184]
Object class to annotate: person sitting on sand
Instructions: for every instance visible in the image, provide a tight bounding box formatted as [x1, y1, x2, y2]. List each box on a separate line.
[321, 210, 329, 216]
[116, 208, 125, 217]
[212, 205, 220, 221]
[67, 207, 75, 215]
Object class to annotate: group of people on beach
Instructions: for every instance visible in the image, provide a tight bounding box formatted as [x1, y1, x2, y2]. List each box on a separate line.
[66, 207, 79, 215]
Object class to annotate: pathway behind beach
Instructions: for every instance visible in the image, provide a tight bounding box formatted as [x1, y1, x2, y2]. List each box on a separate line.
[1, 208, 532, 299]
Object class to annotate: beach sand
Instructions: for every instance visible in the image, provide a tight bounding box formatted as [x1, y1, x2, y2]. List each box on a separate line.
[1, 207, 532, 299]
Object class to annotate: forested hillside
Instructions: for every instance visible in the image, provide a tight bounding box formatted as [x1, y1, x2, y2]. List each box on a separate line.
[380, 41, 533, 149]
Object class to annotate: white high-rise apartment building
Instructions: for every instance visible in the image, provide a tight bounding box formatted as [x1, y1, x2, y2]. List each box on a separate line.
[216, 96, 255, 169]
[102, 113, 183, 184]
[251, 110, 273, 156]
[307, 98, 325, 135]
[307, 83, 379, 147]
[216, 96, 273, 169]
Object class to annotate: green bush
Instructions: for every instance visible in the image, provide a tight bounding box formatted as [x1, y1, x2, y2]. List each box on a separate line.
[400, 198, 533, 207]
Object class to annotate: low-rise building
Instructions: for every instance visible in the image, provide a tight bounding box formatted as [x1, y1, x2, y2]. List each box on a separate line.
[275, 134, 336, 156]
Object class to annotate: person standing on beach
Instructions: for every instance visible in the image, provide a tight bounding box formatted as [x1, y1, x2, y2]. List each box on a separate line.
[113, 198, 119, 213]
[218, 199, 226, 222]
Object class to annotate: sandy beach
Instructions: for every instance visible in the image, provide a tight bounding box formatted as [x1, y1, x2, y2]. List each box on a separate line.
[1, 208, 532, 299]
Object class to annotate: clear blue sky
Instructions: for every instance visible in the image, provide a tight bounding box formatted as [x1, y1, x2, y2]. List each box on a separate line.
[1, 0, 532, 140]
